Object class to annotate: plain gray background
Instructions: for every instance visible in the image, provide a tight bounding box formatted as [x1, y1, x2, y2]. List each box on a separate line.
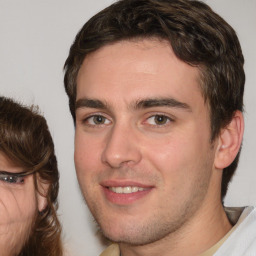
[0, 0, 255, 255]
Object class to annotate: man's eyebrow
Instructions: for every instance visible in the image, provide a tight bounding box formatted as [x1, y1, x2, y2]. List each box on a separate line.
[133, 98, 191, 111]
[75, 98, 191, 111]
[75, 98, 108, 110]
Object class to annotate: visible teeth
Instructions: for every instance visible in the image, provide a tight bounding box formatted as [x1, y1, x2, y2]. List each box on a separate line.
[109, 186, 145, 194]
[123, 187, 131, 193]
[131, 187, 139, 192]
[116, 187, 123, 193]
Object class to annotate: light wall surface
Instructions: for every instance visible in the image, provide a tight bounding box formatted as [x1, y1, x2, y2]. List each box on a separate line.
[0, 1, 255, 255]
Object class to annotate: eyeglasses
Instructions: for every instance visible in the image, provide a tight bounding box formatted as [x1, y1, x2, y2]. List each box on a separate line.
[0, 169, 36, 185]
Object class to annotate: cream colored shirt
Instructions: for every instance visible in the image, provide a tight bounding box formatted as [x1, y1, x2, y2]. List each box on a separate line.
[199, 207, 245, 256]
[100, 243, 120, 256]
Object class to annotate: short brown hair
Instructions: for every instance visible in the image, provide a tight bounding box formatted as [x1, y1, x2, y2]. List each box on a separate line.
[0, 96, 63, 256]
[64, 0, 245, 199]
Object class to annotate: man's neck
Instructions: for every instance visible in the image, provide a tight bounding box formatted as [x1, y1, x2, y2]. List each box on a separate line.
[119, 201, 231, 256]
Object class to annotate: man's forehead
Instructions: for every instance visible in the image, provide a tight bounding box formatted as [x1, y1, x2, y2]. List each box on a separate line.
[78, 38, 183, 75]
[76, 38, 204, 112]
[77, 39, 200, 82]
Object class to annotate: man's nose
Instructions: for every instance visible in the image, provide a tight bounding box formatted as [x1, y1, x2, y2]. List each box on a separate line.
[101, 123, 142, 168]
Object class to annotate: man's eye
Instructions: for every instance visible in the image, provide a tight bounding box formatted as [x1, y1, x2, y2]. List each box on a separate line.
[146, 115, 172, 126]
[0, 175, 24, 184]
[85, 115, 111, 125]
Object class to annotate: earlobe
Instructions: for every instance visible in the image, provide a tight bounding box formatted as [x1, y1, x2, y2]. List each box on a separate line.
[37, 192, 48, 212]
[214, 111, 244, 170]
[36, 175, 49, 212]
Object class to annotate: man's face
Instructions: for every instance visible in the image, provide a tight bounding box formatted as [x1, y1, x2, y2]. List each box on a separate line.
[0, 152, 38, 255]
[75, 39, 219, 245]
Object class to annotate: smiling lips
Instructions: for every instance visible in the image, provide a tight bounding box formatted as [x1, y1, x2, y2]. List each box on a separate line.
[109, 186, 148, 194]
[102, 182, 153, 205]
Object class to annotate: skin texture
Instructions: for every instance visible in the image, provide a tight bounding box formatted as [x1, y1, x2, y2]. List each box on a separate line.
[0, 152, 44, 256]
[75, 39, 239, 256]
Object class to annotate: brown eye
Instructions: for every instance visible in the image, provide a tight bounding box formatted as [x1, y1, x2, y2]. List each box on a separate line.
[85, 115, 111, 126]
[93, 115, 106, 124]
[146, 115, 171, 126]
[154, 115, 169, 125]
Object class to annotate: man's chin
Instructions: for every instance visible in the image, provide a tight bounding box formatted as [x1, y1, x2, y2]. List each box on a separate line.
[99, 226, 161, 247]
[98, 224, 141, 245]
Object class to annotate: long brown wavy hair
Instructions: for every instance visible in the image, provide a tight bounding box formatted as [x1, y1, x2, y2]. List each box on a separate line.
[0, 96, 63, 256]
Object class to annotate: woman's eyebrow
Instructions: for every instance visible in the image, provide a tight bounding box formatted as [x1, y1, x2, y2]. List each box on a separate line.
[0, 169, 35, 177]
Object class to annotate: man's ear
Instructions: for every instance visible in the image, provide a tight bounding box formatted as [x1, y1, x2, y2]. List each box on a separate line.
[36, 174, 49, 212]
[214, 111, 244, 170]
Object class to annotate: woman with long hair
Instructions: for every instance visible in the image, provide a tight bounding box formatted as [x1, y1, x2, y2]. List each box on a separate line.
[0, 96, 63, 256]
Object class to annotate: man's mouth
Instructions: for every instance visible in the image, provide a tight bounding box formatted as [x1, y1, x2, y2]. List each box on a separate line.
[108, 186, 147, 194]
[101, 181, 153, 204]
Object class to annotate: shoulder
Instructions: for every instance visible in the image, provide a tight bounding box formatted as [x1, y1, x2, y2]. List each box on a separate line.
[215, 206, 256, 256]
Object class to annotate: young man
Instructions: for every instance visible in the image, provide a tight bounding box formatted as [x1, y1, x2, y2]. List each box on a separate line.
[64, 0, 255, 255]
